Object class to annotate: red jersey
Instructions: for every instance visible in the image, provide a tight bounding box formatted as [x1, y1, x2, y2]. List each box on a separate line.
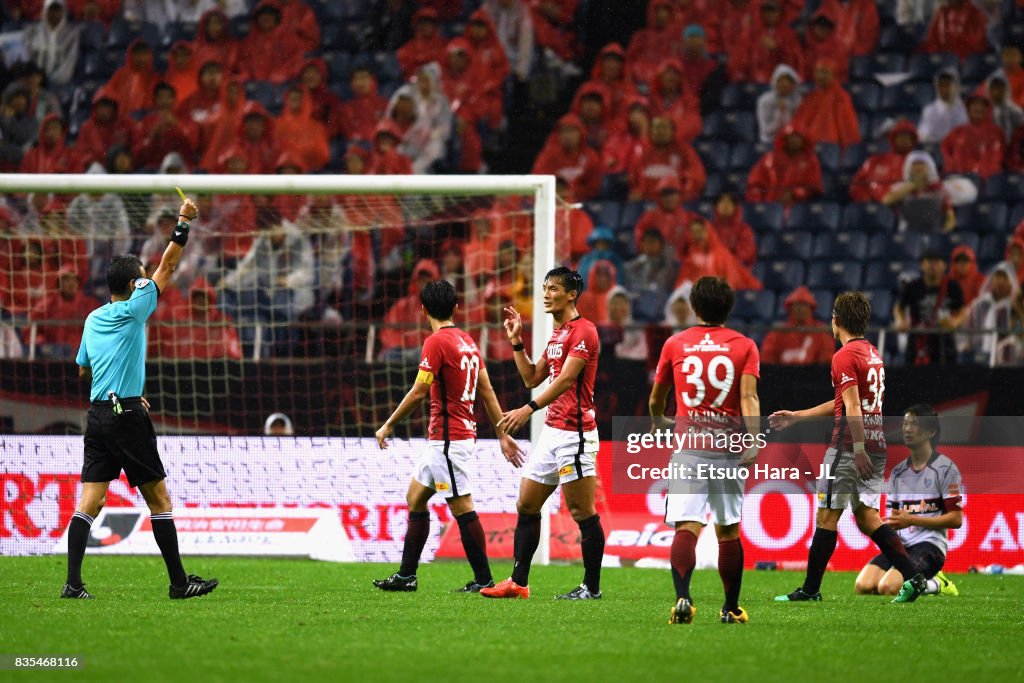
[655, 325, 760, 450]
[830, 338, 886, 453]
[419, 327, 482, 441]
[543, 316, 599, 433]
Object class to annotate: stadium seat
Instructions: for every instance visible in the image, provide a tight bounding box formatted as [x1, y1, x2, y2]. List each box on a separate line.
[871, 52, 907, 75]
[864, 260, 913, 290]
[320, 22, 345, 49]
[728, 141, 758, 171]
[720, 82, 767, 110]
[753, 260, 805, 291]
[848, 82, 881, 111]
[956, 202, 1009, 234]
[583, 201, 622, 230]
[849, 56, 873, 81]
[907, 53, 958, 80]
[881, 81, 933, 111]
[762, 230, 813, 260]
[732, 289, 776, 324]
[787, 201, 841, 231]
[1010, 201, 1024, 229]
[694, 140, 730, 172]
[841, 203, 896, 233]
[619, 201, 648, 231]
[245, 81, 282, 112]
[327, 52, 353, 82]
[159, 22, 191, 48]
[702, 111, 757, 143]
[80, 21, 105, 51]
[870, 232, 926, 261]
[720, 171, 746, 195]
[813, 232, 869, 260]
[938, 230, 980, 254]
[82, 51, 114, 79]
[962, 53, 1000, 82]
[230, 15, 250, 37]
[864, 289, 894, 326]
[839, 143, 867, 173]
[337, 22, 373, 52]
[371, 52, 403, 82]
[702, 173, 725, 199]
[806, 261, 863, 292]
[743, 202, 784, 232]
[978, 234, 1008, 262]
[817, 143, 841, 174]
[981, 173, 1024, 203]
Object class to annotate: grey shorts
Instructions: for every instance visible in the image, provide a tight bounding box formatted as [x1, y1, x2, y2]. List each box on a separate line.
[816, 447, 884, 511]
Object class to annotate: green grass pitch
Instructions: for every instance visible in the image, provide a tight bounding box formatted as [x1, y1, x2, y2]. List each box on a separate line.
[2, 557, 1023, 682]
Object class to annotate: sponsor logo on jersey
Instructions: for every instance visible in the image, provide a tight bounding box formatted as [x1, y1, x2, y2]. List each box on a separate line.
[457, 340, 477, 354]
[840, 373, 856, 384]
[436, 482, 450, 492]
[547, 342, 564, 359]
[573, 340, 588, 353]
[683, 333, 730, 353]
[420, 358, 432, 369]
[134, 278, 151, 289]
[558, 464, 575, 477]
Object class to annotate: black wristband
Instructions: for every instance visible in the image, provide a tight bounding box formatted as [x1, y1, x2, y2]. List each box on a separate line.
[169, 220, 190, 246]
[511, 342, 525, 352]
[527, 400, 540, 412]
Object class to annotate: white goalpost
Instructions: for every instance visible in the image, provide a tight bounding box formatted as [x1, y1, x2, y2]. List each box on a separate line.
[0, 172, 559, 565]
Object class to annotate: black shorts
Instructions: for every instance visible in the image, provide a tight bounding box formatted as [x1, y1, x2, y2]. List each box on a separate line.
[83, 398, 166, 488]
[869, 542, 946, 579]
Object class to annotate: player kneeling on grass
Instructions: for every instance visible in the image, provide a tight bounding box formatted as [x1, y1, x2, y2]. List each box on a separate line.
[854, 404, 962, 598]
[649, 277, 761, 625]
[374, 280, 525, 593]
[770, 291, 930, 604]
[481, 267, 605, 601]
[64, 196, 218, 600]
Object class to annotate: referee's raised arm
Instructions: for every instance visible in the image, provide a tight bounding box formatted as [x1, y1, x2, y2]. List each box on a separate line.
[150, 198, 198, 293]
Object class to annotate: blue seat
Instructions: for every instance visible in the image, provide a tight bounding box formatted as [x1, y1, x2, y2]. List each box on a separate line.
[80, 21, 106, 51]
[864, 261, 917, 292]
[743, 202, 784, 232]
[907, 53, 958, 80]
[245, 81, 282, 112]
[615, 229, 638, 260]
[977, 234, 1007, 262]
[787, 201, 841, 231]
[702, 111, 756, 143]
[840, 143, 867, 173]
[962, 53, 1000, 82]
[817, 143, 841, 174]
[981, 173, 1024, 203]
[732, 289, 776, 324]
[754, 260, 806, 291]
[869, 233, 924, 261]
[841, 203, 896, 232]
[320, 22, 345, 49]
[720, 82, 767, 110]
[849, 56, 873, 81]
[881, 81, 933, 111]
[583, 201, 622, 230]
[870, 52, 907, 75]
[848, 81, 881, 111]
[372, 51, 403, 82]
[694, 140, 730, 172]
[728, 141, 758, 171]
[813, 232, 869, 260]
[327, 51, 352, 81]
[864, 289, 894, 325]
[956, 201, 1009, 234]
[337, 22, 373, 53]
[619, 201, 648, 231]
[720, 171, 747, 195]
[159, 21, 191, 48]
[806, 261, 863, 291]
[761, 230, 813, 260]
[82, 51, 114, 79]
[878, 24, 917, 51]
[1010, 201, 1024, 229]
[702, 173, 725, 199]
[940, 230, 980, 254]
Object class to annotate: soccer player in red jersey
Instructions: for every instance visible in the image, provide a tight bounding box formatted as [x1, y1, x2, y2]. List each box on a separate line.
[769, 291, 928, 602]
[374, 280, 525, 593]
[481, 267, 605, 600]
[648, 276, 762, 624]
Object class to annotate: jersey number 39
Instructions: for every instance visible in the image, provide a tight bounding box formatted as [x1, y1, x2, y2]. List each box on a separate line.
[680, 355, 736, 409]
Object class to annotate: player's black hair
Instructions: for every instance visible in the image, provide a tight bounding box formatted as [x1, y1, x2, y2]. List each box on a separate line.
[905, 404, 941, 447]
[832, 290, 871, 336]
[107, 254, 144, 298]
[544, 266, 583, 300]
[420, 280, 458, 320]
[689, 276, 734, 325]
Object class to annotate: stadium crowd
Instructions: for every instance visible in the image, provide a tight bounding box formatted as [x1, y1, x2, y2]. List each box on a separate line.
[3, 0, 1024, 366]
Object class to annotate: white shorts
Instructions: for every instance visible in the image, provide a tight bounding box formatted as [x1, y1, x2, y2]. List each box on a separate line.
[664, 451, 745, 526]
[413, 439, 474, 499]
[815, 447, 883, 511]
[523, 425, 599, 486]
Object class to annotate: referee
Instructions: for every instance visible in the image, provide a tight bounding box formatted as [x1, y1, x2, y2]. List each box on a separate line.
[61, 196, 218, 600]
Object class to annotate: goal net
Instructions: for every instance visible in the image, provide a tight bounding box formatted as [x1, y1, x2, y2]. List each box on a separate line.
[0, 174, 561, 439]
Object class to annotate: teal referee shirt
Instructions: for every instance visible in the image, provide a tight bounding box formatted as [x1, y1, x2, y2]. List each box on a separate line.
[75, 278, 159, 402]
